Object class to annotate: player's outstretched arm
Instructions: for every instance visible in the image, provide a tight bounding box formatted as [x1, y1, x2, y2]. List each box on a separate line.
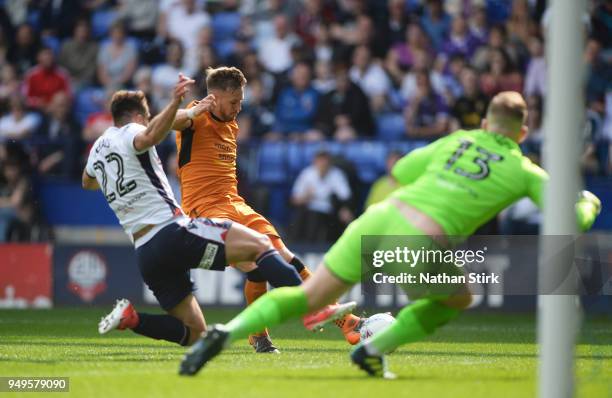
[134, 74, 195, 152]
[575, 190, 601, 231]
[171, 94, 216, 131]
[524, 159, 602, 231]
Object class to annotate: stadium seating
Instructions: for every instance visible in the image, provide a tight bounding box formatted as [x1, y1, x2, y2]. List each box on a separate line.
[256, 141, 288, 184]
[211, 12, 241, 60]
[376, 113, 406, 141]
[75, 87, 106, 125]
[342, 141, 387, 183]
[91, 8, 118, 39]
[211, 12, 241, 41]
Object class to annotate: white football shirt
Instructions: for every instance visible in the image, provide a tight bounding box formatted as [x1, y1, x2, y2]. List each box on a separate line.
[85, 123, 184, 243]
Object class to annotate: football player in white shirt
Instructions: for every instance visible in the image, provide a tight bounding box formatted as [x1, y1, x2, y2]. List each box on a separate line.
[84, 74, 354, 348]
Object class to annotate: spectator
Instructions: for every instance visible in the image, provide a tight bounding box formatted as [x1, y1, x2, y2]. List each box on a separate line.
[0, 155, 31, 241]
[35, 92, 82, 178]
[404, 70, 450, 140]
[315, 64, 374, 140]
[349, 45, 391, 112]
[5, 197, 53, 242]
[7, 24, 41, 75]
[117, 0, 159, 40]
[4, 0, 28, 27]
[22, 47, 72, 111]
[377, 0, 408, 51]
[480, 49, 523, 97]
[244, 0, 301, 49]
[193, 46, 220, 98]
[400, 49, 445, 103]
[585, 39, 612, 102]
[291, 150, 352, 243]
[583, 95, 609, 175]
[451, 66, 488, 130]
[521, 94, 543, 161]
[159, 0, 210, 54]
[392, 23, 431, 70]
[472, 24, 519, 72]
[237, 79, 275, 141]
[226, 33, 253, 68]
[364, 150, 401, 209]
[524, 35, 546, 97]
[444, 0, 486, 17]
[469, 6, 489, 48]
[240, 51, 275, 102]
[0, 27, 10, 68]
[0, 64, 20, 103]
[133, 66, 155, 113]
[591, 0, 612, 58]
[184, 26, 214, 77]
[58, 19, 99, 89]
[39, 0, 84, 40]
[152, 40, 185, 110]
[330, 15, 377, 55]
[295, 0, 335, 48]
[442, 54, 467, 102]
[271, 62, 320, 140]
[97, 21, 138, 89]
[442, 16, 479, 59]
[0, 94, 41, 142]
[312, 59, 335, 94]
[420, 0, 451, 51]
[505, 0, 535, 49]
[312, 23, 333, 63]
[257, 14, 301, 74]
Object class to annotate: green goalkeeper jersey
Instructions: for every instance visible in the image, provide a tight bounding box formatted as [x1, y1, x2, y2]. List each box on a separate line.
[391, 129, 598, 236]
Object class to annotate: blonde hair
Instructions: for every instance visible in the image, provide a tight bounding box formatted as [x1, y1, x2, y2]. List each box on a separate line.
[206, 66, 247, 92]
[485, 91, 527, 136]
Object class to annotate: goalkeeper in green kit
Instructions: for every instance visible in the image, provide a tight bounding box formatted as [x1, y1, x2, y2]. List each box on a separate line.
[179, 92, 602, 378]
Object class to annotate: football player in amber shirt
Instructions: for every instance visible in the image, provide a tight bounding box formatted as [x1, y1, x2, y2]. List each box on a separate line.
[172, 67, 362, 352]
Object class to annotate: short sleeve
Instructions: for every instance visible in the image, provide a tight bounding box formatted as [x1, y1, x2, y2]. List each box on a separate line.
[85, 144, 97, 177]
[121, 123, 148, 154]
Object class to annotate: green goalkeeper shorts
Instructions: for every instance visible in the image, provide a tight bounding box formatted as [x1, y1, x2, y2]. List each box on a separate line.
[324, 201, 464, 299]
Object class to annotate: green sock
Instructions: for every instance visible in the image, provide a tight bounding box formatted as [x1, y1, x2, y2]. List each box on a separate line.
[226, 287, 309, 343]
[366, 299, 460, 355]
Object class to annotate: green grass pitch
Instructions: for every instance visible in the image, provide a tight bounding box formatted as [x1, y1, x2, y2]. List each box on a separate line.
[0, 308, 610, 398]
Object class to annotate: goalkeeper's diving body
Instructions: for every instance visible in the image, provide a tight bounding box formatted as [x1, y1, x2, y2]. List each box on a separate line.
[180, 91, 602, 377]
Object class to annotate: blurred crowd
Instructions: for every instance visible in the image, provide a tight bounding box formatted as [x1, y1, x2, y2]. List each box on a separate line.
[0, 0, 611, 242]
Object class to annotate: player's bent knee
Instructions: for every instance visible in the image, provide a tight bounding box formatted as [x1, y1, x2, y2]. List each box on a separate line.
[252, 234, 274, 257]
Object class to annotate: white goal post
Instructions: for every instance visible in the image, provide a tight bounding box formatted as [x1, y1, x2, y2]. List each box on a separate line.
[538, 1, 586, 398]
